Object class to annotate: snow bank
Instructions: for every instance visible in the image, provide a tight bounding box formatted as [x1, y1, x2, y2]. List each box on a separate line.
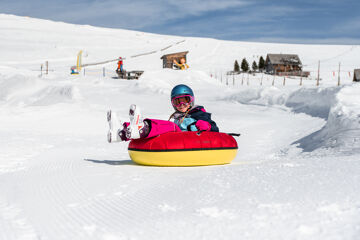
[295, 84, 360, 154]
[28, 85, 82, 106]
[223, 84, 360, 154]
[221, 85, 340, 118]
[222, 86, 289, 106]
[286, 87, 340, 119]
[0, 73, 81, 107]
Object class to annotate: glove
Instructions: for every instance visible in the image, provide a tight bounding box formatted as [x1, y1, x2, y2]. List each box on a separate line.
[195, 120, 211, 131]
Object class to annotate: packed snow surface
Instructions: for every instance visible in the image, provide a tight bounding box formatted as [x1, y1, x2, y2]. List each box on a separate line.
[1, 14, 360, 240]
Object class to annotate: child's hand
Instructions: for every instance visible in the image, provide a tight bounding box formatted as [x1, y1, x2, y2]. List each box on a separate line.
[195, 120, 211, 131]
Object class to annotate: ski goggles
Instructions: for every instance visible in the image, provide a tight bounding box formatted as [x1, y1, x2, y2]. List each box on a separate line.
[171, 95, 193, 107]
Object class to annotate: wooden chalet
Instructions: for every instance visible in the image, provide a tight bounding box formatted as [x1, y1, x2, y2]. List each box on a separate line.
[161, 51, 189, 69]
[265, 54, 309, 77]
[353, 69, 360, 82]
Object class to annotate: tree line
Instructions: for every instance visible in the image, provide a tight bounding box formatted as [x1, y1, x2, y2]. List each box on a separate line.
[234, 56, 265, 72]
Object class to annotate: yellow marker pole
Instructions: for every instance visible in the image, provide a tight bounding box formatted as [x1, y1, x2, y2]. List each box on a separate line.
[76, 50, 83, 72]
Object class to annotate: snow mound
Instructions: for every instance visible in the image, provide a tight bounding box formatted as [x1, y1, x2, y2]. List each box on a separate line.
[0, 74, 41, 101]
[0, 74, 81, 106]
[28, 84, 82, 106]
[221, 86, 289, 106]
[223, 84, 360, 154]
[286, 87, 340, 119]
[221, 86, 340, 118]
[295, 84, 360, 154]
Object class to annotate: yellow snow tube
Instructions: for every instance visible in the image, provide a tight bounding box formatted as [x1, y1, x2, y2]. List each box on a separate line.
[128, 131, 238, 167]
[129, 148, 237, 167]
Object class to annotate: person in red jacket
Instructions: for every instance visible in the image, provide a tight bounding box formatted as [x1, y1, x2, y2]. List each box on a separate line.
[117, 57, 123, 72]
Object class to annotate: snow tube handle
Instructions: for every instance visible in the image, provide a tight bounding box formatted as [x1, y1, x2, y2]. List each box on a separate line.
[196, 130, 205, 136]
[227, 133, 241, 137]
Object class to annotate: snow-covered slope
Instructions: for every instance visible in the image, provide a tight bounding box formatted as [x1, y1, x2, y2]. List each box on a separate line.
[1, 14, 359, 79]
[1, 14, 360, 240]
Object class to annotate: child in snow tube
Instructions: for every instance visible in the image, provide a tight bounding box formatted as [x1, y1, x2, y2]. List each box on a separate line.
[108, 84, 219, 142]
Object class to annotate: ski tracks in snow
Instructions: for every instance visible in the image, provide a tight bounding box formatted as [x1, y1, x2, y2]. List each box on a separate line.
[1, 137, 196, 239]
[0, 197, 38, 240]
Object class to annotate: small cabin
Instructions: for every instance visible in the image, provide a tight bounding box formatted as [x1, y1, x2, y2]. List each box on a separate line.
[161, 51, 189, 69]
[353, 69, 360, 82]
[265, 54, 309, 77]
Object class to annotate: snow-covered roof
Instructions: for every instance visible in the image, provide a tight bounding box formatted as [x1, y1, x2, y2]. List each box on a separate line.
[266, 54, 302, 66]
[161, 51, 189, 59]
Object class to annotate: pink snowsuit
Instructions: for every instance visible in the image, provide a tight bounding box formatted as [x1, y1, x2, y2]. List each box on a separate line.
[140, 106, 217, 139]
[144, 119, 181, 138]
[122, 106, 217, 140]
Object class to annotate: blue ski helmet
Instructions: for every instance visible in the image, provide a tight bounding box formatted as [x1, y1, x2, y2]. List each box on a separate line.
[170, 84, 194, 109]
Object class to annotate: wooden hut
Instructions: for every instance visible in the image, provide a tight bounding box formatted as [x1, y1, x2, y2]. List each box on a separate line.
[161, 51, 189, 69]
[265, 54, 308, 76]
[353, 69, 360, 82]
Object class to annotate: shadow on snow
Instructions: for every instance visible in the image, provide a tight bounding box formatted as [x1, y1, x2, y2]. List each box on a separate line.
[84, 159, 136, 166]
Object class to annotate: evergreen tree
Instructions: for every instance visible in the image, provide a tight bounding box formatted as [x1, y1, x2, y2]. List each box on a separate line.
[252, 61, 258, 72]
[234, 60, 240, 72]
[258, 56, 265, 71]
[241, 58, 249, 72]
